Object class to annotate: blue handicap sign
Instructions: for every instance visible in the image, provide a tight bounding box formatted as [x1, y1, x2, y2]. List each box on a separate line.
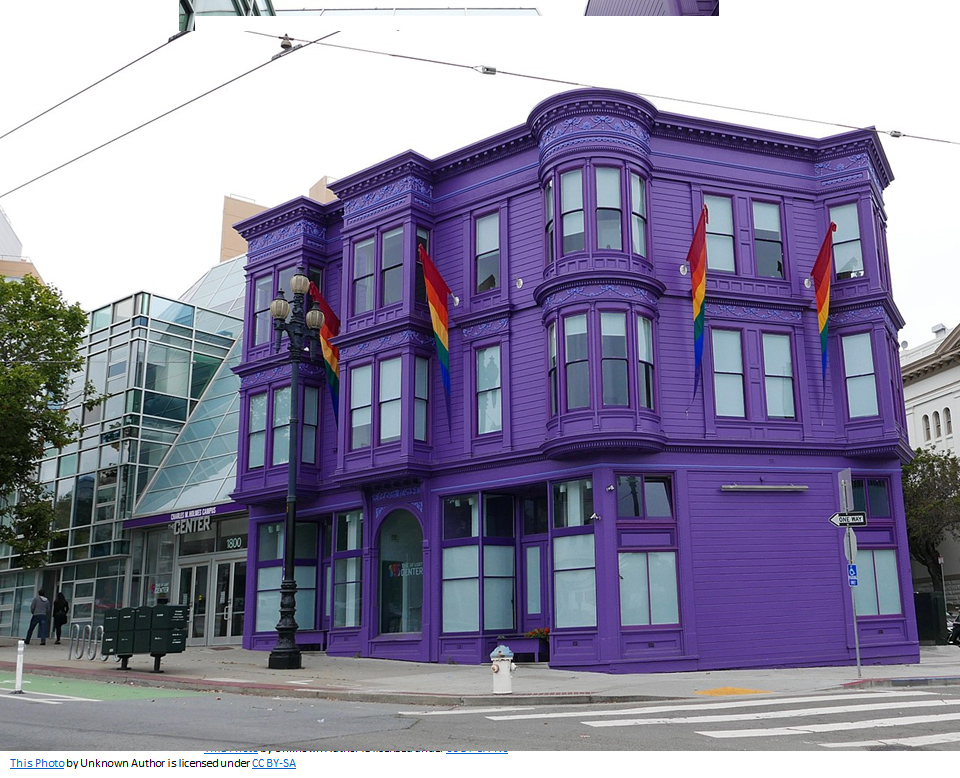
[848, 564, 857, 577]
[849, 578, 858, 587]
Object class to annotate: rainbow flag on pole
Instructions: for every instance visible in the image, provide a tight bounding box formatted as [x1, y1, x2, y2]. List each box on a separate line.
[810, 222, 837, 383]
[307, 281, 341, 424]
[418, 244, 452, 395]
[688, 205, 709, 398]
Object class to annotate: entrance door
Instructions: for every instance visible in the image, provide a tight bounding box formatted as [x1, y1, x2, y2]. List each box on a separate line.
[178, 564, 209, 646]
[210, 560, 246, 645]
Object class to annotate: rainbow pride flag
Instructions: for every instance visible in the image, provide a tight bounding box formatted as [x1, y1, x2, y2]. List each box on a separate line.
[307, 281, 341, 424]
[687, 205, 709, 398]
[418, 244, 452, 395]
[810, 222, 837, 383]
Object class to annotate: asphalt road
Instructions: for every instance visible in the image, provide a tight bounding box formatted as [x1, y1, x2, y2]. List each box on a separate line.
[5, 673, 960, 752]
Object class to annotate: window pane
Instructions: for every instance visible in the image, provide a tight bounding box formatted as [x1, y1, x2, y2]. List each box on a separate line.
[554, 569, 596, 628]
[874, 549, 902, 615]
[713, 330, 742, 372]
[601, 313, 627, 357]
[561, 170, 583, 211]
[715, 375, 746, 417]
[484, 576, 515, 631]
[379, 358, 402, 401]
[645, 477, 673, 517]
[553, 479, 593, 528]
[351, 365, 371, 404]
[562, 212, 585, 253]
[619, 552, 650, 626]
[617, 476, 644, 518]
[847, 375, 879, 417]
[753, 202, 780, 239]
[602, 361, 628, 406]
[553, 533, 595, 570]
[442, 579, 479, 632]
[476, 213, 498, 254]
[443, 495, 478, 539]
[484, 494, 514, 537]
[765, 376, 795, 419]
[443, 545, 479, 578]
[842, 333, 874, 376]
[526, 546, 541, 615]
[649, 552, 679, 624]
[565, 314, 588, 360]
[831, 203, 860, 243]
[868, 480, 891, 517]
[477, 347, 501, 391]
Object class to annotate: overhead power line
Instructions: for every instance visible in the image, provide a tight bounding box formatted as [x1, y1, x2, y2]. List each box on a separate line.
[251, 31, 959, 147]
[0, 31, 339, 201]
[0, 34, 191, 144]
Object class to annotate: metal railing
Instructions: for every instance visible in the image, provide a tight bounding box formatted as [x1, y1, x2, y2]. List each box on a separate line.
[67, 623, 109, 661]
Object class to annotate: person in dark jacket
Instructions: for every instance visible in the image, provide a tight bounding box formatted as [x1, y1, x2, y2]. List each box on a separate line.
[52, 592, 69, 645]
[24, 589, 50, 645]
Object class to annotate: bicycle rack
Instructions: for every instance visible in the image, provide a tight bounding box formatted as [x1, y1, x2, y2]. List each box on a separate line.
[67, 623, 109, 661]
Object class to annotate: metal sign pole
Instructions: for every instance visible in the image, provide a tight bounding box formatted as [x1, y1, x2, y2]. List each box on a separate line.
[846, 526, 862, 679]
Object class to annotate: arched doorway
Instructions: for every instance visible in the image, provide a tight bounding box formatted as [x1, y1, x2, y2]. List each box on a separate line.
[377, 510, 423, 635]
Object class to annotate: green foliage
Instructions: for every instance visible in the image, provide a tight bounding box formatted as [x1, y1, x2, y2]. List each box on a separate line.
[0, 276, 89, 567]
[902, 447, 960, 589]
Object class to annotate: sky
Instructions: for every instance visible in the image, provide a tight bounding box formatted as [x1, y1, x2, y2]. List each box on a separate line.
[0, 0, 956, 353]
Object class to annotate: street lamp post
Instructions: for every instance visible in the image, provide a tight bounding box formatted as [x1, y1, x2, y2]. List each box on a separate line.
[267, 267, 324, 670]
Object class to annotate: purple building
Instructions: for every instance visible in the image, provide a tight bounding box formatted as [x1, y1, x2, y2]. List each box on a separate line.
[233, 88, 917, 673]
[584, 0, 718, 15]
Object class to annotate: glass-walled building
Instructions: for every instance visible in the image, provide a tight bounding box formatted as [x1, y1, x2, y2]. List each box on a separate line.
[0, 259, 243, 639]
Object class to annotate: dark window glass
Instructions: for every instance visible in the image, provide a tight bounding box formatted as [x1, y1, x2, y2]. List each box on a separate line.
[484, 494, 514, 538]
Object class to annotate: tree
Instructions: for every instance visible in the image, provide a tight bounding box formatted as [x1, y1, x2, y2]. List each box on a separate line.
[902, 447, 960, 592]
[0, 275, 89, 568]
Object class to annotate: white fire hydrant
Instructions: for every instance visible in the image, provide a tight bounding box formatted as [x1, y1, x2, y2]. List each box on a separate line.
[490, 644, 517, 694]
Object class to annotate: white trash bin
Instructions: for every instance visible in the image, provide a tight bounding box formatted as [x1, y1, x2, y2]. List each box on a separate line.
[490, 644, 516, 695]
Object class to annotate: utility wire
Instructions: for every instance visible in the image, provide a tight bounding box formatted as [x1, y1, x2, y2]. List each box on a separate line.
[252, 31, 959, 146]
[0, 34, 190, 144]
[0, 31, 339, 201]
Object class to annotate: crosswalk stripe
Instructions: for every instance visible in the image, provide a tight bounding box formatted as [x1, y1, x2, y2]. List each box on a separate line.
[700, 710, 960, 739]
[487, 691, 931, 721]
[821, 731, 960, 748]
[585, 697, 960, 728]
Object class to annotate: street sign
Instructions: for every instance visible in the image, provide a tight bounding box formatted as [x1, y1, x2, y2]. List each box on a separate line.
[829, 511, 867, 527]
[844, 526, 858, 564]
[848, 564, 857, 577]
[849, 578, 859, 587]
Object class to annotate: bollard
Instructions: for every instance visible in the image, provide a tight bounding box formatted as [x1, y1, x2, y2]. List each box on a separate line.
[12, 640, 24, 694]
[490, 644, 517, 695]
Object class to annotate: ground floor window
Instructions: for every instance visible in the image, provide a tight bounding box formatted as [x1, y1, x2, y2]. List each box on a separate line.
[378, 510, 423, 634]
[854, 548, 902, 616]
[553, 533, 596, 628]
[618, 551, 679, 626]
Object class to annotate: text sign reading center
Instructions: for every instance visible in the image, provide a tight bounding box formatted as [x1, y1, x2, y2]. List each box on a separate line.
[829, 511, 867, 527]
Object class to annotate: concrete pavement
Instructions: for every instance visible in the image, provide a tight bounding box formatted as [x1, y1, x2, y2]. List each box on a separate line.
[3, 636, 960, 706]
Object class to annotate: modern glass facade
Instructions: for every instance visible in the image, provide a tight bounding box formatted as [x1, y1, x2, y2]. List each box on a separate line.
[179, 0, 277, 32]
[0, 258, 243, 638]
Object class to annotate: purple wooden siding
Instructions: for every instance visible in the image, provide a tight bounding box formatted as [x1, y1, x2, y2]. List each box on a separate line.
[232, 88, 916, 672]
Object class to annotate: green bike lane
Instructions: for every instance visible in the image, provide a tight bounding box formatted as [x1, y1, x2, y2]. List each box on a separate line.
[0, 671, 207, 702]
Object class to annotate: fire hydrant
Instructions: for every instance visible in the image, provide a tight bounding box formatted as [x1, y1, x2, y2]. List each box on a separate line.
[490, 644, 516, 694]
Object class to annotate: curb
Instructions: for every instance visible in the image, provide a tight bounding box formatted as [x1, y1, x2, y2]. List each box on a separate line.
[0, 661, 678, 706]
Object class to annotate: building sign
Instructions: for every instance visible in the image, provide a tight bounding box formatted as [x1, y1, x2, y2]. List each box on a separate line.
[170, 506, 218, 535]
[387, 562, 423, 578]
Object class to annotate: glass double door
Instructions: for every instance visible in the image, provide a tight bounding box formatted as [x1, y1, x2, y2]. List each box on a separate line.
[178, 557, 246, 646]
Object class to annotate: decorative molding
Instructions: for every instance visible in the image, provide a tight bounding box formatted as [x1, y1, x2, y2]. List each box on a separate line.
[339, 329, 435, 358]
[343, 175, 434, 219]
[707, 303, 803, 322]
[239, 361, 323, 388]
[541, 284, 656, 311]
[372, 486, 422, 502]
[461, 317, 509, 340]
[813, 154, 869, 177]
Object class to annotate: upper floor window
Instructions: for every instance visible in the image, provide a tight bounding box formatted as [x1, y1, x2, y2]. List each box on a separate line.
[630, 173, 647, 256]
[548, 322, 558, 416]
[475, 213, 500, 293]
[761, 333, 795, 419]
[841, 332, 878, 418]
[712, 329, 745, 417]
[248, 393, 267, 468]
[596, 168, 622, 250]
[476, 345, 502, 434]
[616, 475, 673, 519]
[353, 239, 376, 314]
[414, 357, 429, 442]
[415, 229, 429, 305]
[349, 364, 372, 449]
[830, 203, 863, 279]
[246, 384, 316, 469]
[947, 408, 953, 435]
[564, 313, 590, 410]
[935, 411, 943, 438]
[378, 357, 402, 444]
[637, 316, 654, 410]
[544, 179, 555, 264]
[271, 387, 291, 466]
[560, 170, 585, 254]
[923, 414, 931, 441]
[381, 228, 404, 306]
[601, 312, 628, 407]
[752, 201, 784, 279]
[253, 276, 274, 346]
[704, 195, 735, 272]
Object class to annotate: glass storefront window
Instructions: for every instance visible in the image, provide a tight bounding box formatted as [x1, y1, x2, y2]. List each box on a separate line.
[378, 511, 423, 634]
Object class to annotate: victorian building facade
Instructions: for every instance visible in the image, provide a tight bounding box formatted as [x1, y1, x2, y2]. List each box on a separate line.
[229, 88, 916, 673]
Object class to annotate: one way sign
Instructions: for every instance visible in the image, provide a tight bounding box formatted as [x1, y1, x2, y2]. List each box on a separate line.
[829, 511, 867, 527]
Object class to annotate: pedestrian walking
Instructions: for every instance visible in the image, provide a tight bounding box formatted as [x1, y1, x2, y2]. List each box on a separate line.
[52, 591, 69, 645]
[24, 589, 50, 645]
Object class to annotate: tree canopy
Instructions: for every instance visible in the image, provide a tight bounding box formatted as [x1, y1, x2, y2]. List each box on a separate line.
[0, 275, 89, 567]
[902, 447, 960, 592]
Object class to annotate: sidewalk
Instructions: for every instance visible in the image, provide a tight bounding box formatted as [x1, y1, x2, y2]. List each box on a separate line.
[3, 636, 960, 706]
